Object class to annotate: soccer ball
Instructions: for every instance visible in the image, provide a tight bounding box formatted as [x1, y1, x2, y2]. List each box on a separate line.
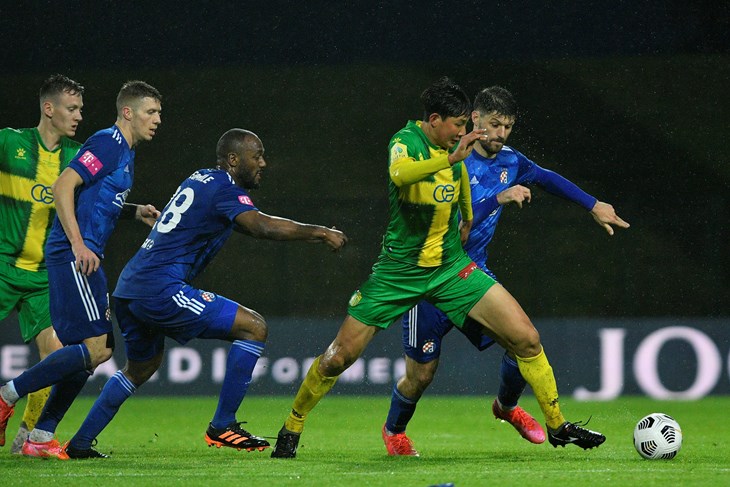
[633, 413, 682, 459]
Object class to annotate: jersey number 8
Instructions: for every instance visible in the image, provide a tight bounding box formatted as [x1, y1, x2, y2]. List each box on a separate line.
[155, 187, 195, 234]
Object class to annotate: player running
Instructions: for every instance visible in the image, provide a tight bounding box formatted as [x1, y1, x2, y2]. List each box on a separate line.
[382, 85, 629, 456]
[0, 81, 162, 459]
[58, 128, 346, 459]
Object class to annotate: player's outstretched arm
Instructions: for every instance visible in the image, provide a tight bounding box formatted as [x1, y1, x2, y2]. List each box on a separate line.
[590, 201, 630, 236]
[234, 210, 348, 251]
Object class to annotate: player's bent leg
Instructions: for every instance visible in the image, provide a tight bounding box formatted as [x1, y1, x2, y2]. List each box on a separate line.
[492, 400, 546, 444]
[492, 352, 545, 444]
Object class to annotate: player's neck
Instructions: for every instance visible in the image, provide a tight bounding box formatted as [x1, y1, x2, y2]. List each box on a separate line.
[36, 121, 62, 151]
[474, 143, 497, 160]
[115, 120, 135, 149]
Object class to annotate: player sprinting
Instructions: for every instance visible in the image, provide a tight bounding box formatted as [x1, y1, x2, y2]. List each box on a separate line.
[0, 74, 84, 453]
[382, 85, 629, 456]
[0, 81, 162, 459]
[271, 77, 608, 459]
[57, 128, 347, 458]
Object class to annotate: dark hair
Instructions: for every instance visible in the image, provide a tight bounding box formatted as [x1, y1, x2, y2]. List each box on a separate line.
[39, 74, 84, 101]
[216, 128, 257, 162]
[420, 76, 471, 121]
[116, 80, 162, 114]
[473, 86, 518, 119]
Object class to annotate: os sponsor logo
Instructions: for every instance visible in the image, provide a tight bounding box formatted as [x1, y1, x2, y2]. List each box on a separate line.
[433, 184, 455, 203]
[31, 184, 54, 204]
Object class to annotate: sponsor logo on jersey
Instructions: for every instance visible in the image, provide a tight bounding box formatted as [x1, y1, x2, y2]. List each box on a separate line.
[348, 290, 362, 307]
[79, 150, 103, 176]
[15, 148, 26, 159]
[31, 184, 54, 204]
[500, 168, 508, 184]
[200, 291, 216, 302]
[113, 188, 130, 209]
[422, 340, 435, 354]
[433, 184, 455, 203]
[238, 195, 253, 205]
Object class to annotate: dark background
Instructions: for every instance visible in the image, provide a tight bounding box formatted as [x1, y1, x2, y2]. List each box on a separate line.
[1, 1, 728, 320]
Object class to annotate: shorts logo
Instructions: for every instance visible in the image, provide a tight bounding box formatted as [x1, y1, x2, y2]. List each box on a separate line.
[433, 184, 455, 203]
[105, 307, 111, 321]
[458, 262, 478, 279]
[422, 340, 435, 354]
[79, 150, 103, 176]
[31, 184, 54, 204]
[500, 168, 508, 184]
[348, 290, 362, 307]
[238, 195, 253, 205]
[201, 291, 216, 302]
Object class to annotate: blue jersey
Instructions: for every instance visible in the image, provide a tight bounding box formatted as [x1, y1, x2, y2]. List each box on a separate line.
[113, 169, 257, 299]
[463, 146, 596, 269]
[45, 125, 134, 265]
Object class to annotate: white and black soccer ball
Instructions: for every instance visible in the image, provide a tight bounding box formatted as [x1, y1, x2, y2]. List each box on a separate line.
[633, 413, 682, 460]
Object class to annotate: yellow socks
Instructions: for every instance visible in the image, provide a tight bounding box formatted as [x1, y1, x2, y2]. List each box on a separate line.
[516, 348, 565, 430]
[284, 356, 339, 434]
[22, 387, 51, 430]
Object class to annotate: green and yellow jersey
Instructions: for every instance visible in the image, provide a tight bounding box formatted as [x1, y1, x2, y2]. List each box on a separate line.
[0, 127, 80, 272]
[383, 120, 472, 267]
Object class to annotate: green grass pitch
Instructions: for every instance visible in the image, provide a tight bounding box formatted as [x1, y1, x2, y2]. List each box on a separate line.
[2, 395, 728, 486]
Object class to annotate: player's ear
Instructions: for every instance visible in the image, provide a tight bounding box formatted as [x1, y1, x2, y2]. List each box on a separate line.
[427, 112, 441, 127]
[41, 100, 54, 119]
[227, 152, 238, 167]
[471, 111, 480, 125]
[122, 106, 133, 121]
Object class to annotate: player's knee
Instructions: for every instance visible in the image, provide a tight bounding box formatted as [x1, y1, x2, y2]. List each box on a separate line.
[320, 348, 353, 376]
[511, 326, 542, 358]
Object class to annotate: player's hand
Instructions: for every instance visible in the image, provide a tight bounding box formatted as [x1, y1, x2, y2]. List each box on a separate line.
[590, 201, 630, 235]
[448, 129, 488, 165]
[496, 185, 532, 208]
[136, 204, 161, 227]
[319, 226, 348, 251]
[72, 242, 100, 276]
[459, 219, 473, 245]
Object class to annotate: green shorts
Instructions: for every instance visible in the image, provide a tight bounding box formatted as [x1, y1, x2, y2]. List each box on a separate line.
[347, 252, 496, 329]
[0, 262, 52, 343]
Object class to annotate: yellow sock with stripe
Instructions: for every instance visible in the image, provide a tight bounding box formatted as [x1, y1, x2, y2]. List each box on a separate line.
[516, 348, 565, 430]
[22, 387, 51, 430]
[284, 356, 339, 434]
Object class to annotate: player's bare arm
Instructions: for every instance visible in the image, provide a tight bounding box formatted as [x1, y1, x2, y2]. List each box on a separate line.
[448, 129, 488, 165]
[497, 185, 532, 208]
[52, 167, 99, 275]
[590, 201, 630, 236]
[234, 210, 348, 251]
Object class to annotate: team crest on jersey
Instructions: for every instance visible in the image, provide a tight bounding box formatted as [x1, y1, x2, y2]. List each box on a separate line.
[15, 148, 27, 160]
[348, 290, 362, 307]
[422, 340, 436, 354]
[500, 168, 508, 184]
[200, 291, 217, 302]
[238, 195, 253, 206]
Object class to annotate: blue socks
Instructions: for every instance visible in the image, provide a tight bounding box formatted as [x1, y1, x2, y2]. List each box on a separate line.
[210, 340, 264, 430]
[497, 352, 527, 409]
[13, 344, 91, 398]
[385, 383, 418, 434]
[69, 371, 137, 450]
[33, 369, 91, 435]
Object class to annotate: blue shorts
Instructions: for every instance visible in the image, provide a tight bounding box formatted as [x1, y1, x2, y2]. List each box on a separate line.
[114, 284, 239, 362]
[47, 262, 112, 345]
[401, 266, 498, 363]
[402, 300, 496, 363]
